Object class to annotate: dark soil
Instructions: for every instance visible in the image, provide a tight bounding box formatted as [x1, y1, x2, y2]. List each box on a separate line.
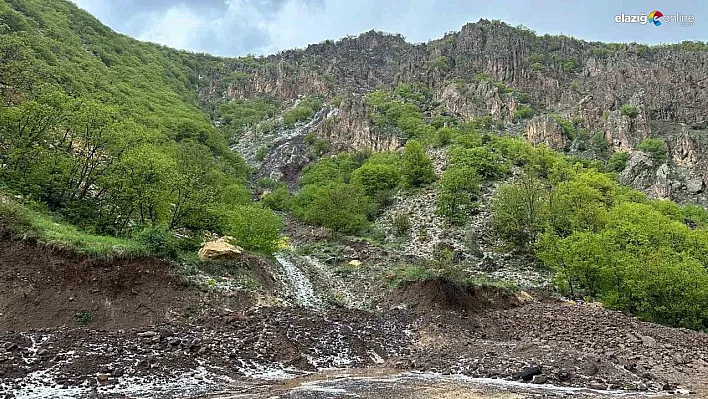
[0, 241, 204, 331]
[1, 241, 708, 398]
[386, 277, 520, 313]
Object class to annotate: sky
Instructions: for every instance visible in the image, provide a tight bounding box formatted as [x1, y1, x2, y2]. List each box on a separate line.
[72, 0, 707, 57]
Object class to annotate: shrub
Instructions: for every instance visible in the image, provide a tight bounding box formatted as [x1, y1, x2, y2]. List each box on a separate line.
[401, 140, 436, 187]
[351, 162, 401, 205]
[435, 127, 456, 147]
[606, 152, 630, 173]
[133, 227, 179, 259]
[255, 146, 268, 161]
[513, 104, 533, 121]
[292, 183, 373, 234]
[392, 213, 412, 236]
[637, 138, 667, 164]
[562, 60, 576, 72]
[75, 311, 94, 326]
[261, 183, 292, 211]
[449, 146, 509, 180]
[436, 166, 482, 225]
[215, 205, 283, 253]
[620, 104, 639, 118]
[0, 197, 36, 237]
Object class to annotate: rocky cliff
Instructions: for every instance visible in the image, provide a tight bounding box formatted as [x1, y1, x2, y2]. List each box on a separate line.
[197, 19, 708, 204]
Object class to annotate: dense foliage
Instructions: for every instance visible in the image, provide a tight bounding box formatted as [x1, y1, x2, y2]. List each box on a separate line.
[0, 0, 282, 254]
[291, 148, 434, 234]
[490, 144, 708, 330]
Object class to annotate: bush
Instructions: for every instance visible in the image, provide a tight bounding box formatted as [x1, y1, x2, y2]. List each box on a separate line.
[261, 183, 292, 211]
[392, 213, 412, 236]
[490, 146, 708, 331]
[351, 162, 401, 205]
[436, 167, 482, 225]
[435, 127, 456, 147]
[133, 227, 179, 259]
[513, 104, 533, 121]
[637, 138, 667, 164]
[620, 104, 639, 118]
[401, 140, 436, 187]
[215, 205, 283, 253]
[0, 197, 36, 237]
[292, 183, 373, 234]
[606, 152, 630, 173]
[255, 146, 268, 161]
[449, 146, 509, 180]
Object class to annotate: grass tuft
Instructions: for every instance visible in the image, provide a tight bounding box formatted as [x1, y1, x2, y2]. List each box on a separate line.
[0, 195, 147, 259]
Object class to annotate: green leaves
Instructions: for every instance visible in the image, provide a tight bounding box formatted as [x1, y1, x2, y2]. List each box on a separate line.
[436, 166, 481, 226]
[401, 140, 435, 188]
[637, 138, 667, 164]
[293, 183, 373, 234]
[215, 205, 283, 254]
[493, 147, 708, 331]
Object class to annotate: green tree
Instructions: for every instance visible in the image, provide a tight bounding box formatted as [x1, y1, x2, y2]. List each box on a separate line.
[292, 183, 373, 234]
[215, 205, 283, 253]
[401, 140, 435, 187]
[436, 166, 482, 225]
[351, 162, 401, 205]
[492, 174, 547, 249]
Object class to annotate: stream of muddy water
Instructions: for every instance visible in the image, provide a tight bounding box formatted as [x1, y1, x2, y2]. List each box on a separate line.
[205, 369, 694, 399]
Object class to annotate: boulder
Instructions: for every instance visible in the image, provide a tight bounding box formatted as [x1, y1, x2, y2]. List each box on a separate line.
[198, 238, 243, 261]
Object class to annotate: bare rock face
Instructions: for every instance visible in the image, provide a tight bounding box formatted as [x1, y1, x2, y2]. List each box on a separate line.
[525, 115, 566, 150]
[619, 152, 674, 199]
[316, 96, 399, 152]
[194, 19, 708, 205]
[619, 151, 656, 191]
[437, 80, 519, 122]
[672, 130, 701, 167]
[226, 62, 331, 100]
[198, 238, 243, 261]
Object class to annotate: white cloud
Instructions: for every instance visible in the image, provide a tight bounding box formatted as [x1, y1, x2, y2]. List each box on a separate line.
[73, 0, 707, 56]
[137, 5, 204, 50]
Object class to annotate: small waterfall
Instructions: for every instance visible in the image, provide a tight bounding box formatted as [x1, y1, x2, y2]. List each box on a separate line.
[274, 253, 322, 308]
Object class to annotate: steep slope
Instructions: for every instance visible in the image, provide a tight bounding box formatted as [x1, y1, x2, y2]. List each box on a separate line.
[197, 21, 708, 204]
[0, 0, 287, 251]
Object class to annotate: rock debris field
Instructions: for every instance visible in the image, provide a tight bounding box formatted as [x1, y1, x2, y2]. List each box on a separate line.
[1, 301, 707, 398]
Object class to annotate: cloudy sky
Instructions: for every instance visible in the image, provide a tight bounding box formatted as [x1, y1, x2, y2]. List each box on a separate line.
[72, 0, 706, 57]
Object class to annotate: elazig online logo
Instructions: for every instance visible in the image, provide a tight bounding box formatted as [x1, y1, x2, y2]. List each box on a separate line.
[615, 11, 695, 27]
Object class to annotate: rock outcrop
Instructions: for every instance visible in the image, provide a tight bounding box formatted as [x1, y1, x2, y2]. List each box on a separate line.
[198, 238, 243, 261]
[525, 115, 566, 150]
[195, 19, 708, 205]
[316, 97, 399, 152]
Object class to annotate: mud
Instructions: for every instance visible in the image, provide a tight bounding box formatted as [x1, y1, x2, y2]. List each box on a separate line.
[386, 278, 520, 313]
[0, 241, 202, 331]
[1, 242, 708, 398]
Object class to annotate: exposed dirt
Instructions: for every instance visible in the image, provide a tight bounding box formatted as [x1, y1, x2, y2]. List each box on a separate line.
[386, 278, 521, 314]
[1, 241, 708, 398]
[0, 241, 203, 331]
[0, 241, 278, 331]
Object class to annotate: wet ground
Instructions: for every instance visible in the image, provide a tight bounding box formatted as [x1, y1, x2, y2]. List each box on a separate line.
[209, 370, 698, 399]
[3, 302, 708, 399]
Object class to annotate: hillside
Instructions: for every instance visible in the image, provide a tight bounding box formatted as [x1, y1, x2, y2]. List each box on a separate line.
[1, 0, 708, 398]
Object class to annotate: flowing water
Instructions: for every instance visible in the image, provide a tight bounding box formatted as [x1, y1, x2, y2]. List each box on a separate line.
[207, 370, 686, 399]
[274, 252, 323, 308]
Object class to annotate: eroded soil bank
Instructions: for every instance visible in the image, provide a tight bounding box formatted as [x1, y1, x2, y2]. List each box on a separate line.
[1, 241, 707, 398]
